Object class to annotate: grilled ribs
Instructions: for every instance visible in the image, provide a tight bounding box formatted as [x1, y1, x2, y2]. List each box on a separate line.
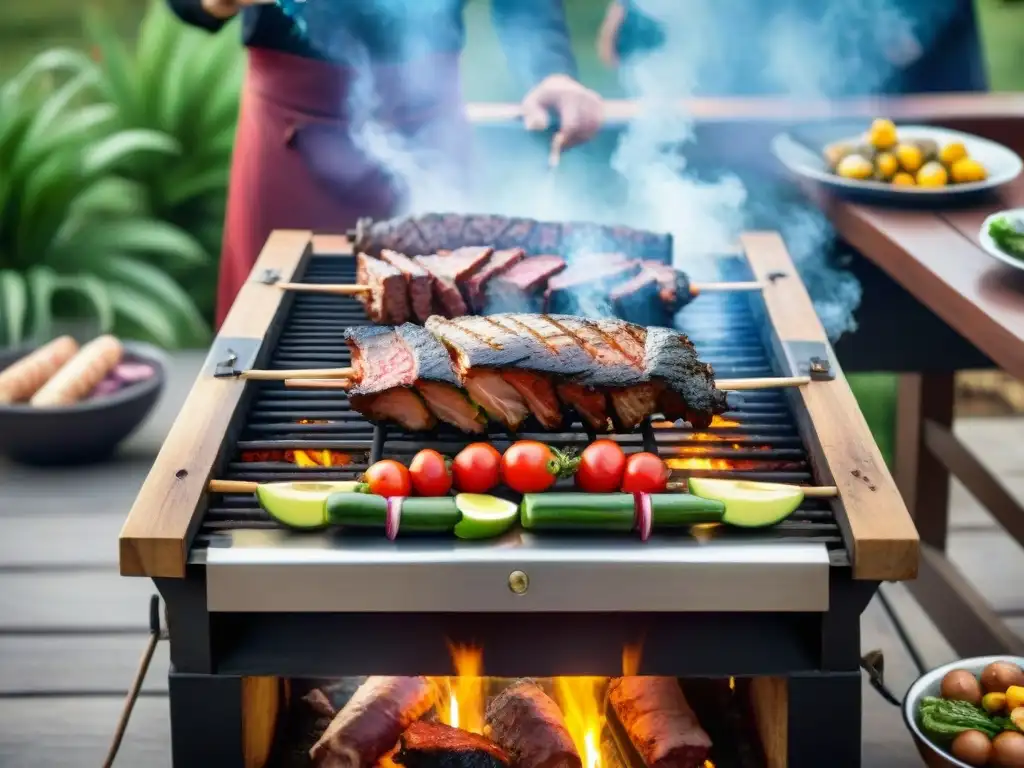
[380, 250, 433, 323]
[394, 722, 510, 768]
[344, 314, 727, 434]
[356, 253, 409, 325]
[353, 213, 673, 263]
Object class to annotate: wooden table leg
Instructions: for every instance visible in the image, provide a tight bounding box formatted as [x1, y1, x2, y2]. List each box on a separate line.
[894, 373, 955, 550]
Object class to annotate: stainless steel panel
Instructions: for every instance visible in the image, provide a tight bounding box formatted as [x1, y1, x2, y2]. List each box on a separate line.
[205, 530, 830, 613]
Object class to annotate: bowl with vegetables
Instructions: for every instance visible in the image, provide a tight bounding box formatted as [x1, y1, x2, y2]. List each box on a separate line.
[0, 335, 165, 466]
[903, 656, 1024, 767]
[772, 119, 1022, 205]
[980, 210, 1024, 273]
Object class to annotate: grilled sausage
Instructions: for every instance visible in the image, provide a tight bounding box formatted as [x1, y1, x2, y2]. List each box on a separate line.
[30, 335, 123, 407]
[0, 335, 79, 404]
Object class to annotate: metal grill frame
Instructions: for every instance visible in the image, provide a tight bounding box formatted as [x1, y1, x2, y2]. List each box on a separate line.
[118, 229, 919, 768]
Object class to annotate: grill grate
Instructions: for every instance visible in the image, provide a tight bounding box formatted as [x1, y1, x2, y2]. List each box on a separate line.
[197, 255, 847, 564]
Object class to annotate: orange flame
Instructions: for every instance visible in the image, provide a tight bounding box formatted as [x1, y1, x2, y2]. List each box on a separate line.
[553, 678, 605, 768]
[710, 416, 740, 428]
[435, 643, 485, 735]
[622, 641, 644, 677]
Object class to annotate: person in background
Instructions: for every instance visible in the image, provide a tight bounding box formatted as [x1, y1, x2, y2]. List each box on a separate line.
[168, 0, 603, 328]
[595, 0, 987, 95]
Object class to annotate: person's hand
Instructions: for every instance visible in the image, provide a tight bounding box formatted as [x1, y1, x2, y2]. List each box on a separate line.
[202, 0, 258, 20]
[597, 1, 626, 69]
[520, 74, 603, 150]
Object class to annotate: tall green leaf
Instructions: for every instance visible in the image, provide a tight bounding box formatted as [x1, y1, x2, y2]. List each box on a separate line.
[82, 128, 180, 176]
[0, 270, 28, 345]
[25, 265, 58, 341]
[106, 282, 179, 348]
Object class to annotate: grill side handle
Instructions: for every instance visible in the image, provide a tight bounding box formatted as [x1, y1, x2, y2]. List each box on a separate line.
[118, 230, 316, 579]
[739, 231, 920, 582]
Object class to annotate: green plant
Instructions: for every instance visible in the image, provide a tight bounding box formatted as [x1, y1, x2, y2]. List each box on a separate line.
[87, 0, 244, 325]
[0, 48, 212, 348]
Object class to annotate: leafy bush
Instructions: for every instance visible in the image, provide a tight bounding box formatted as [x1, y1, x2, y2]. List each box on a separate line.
[0, 48, 213, 348]
[87, 1, 244, 328]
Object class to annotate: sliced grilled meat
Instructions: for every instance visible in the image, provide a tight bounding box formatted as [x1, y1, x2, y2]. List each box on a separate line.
[343, 325, 469, 433]
[465, 248, 524, 312]
[543, 255, 640, 316]
[485, 680, 581, 768]
[501, 371, 563, 430]
[397, 324, 484, 434]
[485, 255, 566, 314]
[309, 676, 435, 768]
[356, 253, 409, 324]
[555, 383, 610, 431]
[608, 677, 712, 768]
[394, 722, 510, 768]
[380, 250, 434, 322]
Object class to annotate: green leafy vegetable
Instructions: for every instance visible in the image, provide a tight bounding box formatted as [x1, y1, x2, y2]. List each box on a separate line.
[918, 696, 1016, 740]
[988, 216, 1024, 259]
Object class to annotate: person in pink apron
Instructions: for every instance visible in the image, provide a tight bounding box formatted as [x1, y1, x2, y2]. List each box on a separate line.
[169, 0, 603, 327]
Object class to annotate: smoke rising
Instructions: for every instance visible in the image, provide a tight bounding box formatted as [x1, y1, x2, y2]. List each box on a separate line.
[282, 0, 926, 341]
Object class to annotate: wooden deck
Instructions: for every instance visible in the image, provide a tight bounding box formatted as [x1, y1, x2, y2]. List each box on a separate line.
[1, 351, 1021, 767]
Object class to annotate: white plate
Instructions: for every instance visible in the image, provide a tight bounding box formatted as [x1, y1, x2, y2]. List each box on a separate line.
[979, 208, 1024, 272]
[772, 125, 1023, 205]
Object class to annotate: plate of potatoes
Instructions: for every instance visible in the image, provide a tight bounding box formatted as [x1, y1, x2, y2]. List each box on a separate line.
[772, 119, 1023, 205]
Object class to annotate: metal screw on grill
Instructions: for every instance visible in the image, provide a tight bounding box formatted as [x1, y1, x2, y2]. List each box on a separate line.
[508, 570, 530, 595]
[809, 356, 831, 380]
[259, 269, 282, 285]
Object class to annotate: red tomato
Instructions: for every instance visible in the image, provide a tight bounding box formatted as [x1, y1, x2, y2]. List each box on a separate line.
[364, 460, 412, 497]
[452, 443, 502, 493]
[409, 449, 452, 496]
[621, 452, 669, 493]
[576, 439, 627, 493]
[501, 440, 572, 494]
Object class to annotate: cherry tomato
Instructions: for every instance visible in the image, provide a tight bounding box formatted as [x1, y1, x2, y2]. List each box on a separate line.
[409, 449, 452, 497]
[576, 439, 627, 493]
[364, 459, 412, 497]
[501, 440, 577, 494]
[621, 452, 669, 494]
[452, 443, 502, 493]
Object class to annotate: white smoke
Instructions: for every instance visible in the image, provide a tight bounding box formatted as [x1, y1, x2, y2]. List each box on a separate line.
[305, 0, 930, 341]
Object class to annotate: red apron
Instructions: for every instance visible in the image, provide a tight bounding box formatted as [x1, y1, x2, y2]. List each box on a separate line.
[216, 47, 472, 328]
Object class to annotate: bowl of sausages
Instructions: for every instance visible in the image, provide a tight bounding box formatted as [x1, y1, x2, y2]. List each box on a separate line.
[0, 335, 166, 466]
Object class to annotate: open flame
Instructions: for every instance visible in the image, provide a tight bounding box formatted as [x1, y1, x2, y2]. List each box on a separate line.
[240, 420, 355, 467]
[436, 643, 485, 735]
[553, 678, 604, 768]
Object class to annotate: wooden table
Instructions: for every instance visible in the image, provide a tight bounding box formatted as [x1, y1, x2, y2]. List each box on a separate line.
[805, 106, 1024, 657]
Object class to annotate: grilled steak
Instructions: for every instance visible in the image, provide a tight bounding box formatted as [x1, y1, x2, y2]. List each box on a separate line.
[608, 677, 712, 768]
[645, 326, 726, 429]
[356, 253, 409, 324]
[543, 255, 640, 316]
[380, 250, 434, 322]
[465, 248, 524, 312]
[485, 680, 581, 768]
[354, 214, 673, 263]
[485, 255, 566, 314]
[309, 676, 435, 768]
[394, 722, 510, 768]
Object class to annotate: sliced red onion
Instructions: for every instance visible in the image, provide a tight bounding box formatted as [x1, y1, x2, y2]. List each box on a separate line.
[385, 497, 404, 541]
[90, 378, 122, 398]
[633, 492, 653, 542]
[114, 363, 156, 383]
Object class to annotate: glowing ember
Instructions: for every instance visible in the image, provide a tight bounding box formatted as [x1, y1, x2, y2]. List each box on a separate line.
[666, 457, 735, 471]
[239, 449, 354, 467]
[710, 416, 739, 428]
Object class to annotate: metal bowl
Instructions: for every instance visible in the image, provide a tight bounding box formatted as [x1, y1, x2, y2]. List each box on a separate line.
[903, 655, 1024, 767]
[0, 341, 166, 466]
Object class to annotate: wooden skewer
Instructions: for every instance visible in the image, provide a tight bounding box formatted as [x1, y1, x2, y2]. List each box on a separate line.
[548, 133, 564, 169]
[209, 478, 839, 498]
[717, 376, 811, 390]
[270, 280, 764, 295]
[274, 375, 813, 391]
[236, 368, 354, 381]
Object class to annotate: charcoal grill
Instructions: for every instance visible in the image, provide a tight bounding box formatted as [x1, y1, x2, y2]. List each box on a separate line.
[119, 229, 919, 768]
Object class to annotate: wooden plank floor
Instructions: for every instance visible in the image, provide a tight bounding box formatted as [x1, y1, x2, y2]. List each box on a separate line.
[0, 351, 1019, 767]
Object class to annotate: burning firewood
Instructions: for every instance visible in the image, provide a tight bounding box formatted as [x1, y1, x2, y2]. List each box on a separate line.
[309, 676, 436, 768]
[608, 677, 712, 768]
[394, 721, 510, 768]
[485, 679, 582, 768]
